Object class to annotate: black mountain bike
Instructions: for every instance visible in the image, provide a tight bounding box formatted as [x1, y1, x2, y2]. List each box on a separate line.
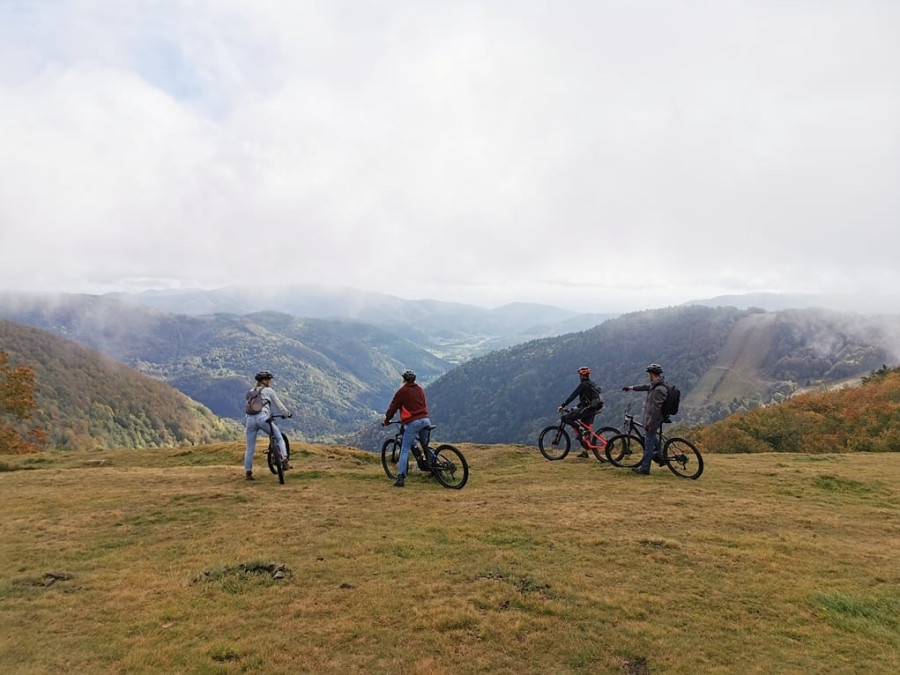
[538, 408, 620, 462]
[604, 404, 704, 479]
[265, 414, 291, 485]
[381, 421, 469, 489]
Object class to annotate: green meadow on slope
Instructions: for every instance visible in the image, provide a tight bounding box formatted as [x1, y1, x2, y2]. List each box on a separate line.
[1, 443, 897, 674]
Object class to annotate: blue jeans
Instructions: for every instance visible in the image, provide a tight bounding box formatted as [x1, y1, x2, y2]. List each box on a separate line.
[244, 413, 287, 471]
[640, 428, 660, 473]
[398, 417, 431, 476]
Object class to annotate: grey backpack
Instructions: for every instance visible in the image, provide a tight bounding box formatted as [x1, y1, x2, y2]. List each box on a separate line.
[245, 387, 263, 414]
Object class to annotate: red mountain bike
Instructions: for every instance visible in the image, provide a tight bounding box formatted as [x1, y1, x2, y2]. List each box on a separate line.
[538, 408, 620, 463]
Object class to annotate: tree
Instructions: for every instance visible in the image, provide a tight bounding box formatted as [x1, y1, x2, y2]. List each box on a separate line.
[0, 351, 47, 454]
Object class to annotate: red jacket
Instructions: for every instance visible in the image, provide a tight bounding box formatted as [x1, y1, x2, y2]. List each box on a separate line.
[384, 382, 429, 423]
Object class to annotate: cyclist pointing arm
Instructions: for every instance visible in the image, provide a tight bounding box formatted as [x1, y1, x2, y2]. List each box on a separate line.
[622, 363, 667, 475]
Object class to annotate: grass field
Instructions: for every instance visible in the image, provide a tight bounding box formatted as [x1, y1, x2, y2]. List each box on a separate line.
[1, 442, 898, 674]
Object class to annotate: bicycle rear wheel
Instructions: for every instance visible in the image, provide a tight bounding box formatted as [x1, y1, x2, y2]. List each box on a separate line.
[538, 425, 571, 460]
[590, 426, 620, 463]
[381, 438, 400, 479]
[605, 434, 644, 468]
[663, 437, 704, 479]
[432, 444, 468, 489]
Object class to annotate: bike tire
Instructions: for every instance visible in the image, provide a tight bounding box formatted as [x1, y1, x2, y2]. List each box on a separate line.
[266, 432, 290, 475]
[275, 451, 285, 484]
[381, 438, 400, 479]
[605, 433, 644, 468]
[538, 425, 571, 460]
[663, 437, 704, 479]
[431, 444, 469, 489]
[590, 426, 621, 463]
[266, 444, 285, 484]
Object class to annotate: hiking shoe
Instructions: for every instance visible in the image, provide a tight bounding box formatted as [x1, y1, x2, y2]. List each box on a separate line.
[393, 474, 406, 488]
[631, 467, 650, 475]
[282, 459, 292, 471]
[576, 450, 589, 458]
[245, 471, 254, 481]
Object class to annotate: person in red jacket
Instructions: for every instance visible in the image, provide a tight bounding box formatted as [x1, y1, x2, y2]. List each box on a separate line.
[382, 370, 432, 488]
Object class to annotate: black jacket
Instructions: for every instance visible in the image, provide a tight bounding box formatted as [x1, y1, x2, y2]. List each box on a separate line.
[562, 378, 603, 410]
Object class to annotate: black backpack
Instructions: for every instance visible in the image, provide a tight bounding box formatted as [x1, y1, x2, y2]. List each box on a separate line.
[660, 383, 681, 418]
[588, 382, 604, 410]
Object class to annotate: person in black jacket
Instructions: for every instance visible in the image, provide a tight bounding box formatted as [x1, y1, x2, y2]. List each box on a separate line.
[622, 363, 668, 474]
[558, 366, 605, 458]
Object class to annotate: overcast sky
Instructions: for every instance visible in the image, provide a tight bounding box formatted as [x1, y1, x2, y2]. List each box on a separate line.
[0, 1, 897, 313]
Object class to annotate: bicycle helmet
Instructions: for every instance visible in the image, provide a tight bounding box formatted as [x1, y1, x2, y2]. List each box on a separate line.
[578, 366, 591, 378]
[646, 363, 663, 375]
[255, 370, 274, 382]
[401, 370, 417, 382]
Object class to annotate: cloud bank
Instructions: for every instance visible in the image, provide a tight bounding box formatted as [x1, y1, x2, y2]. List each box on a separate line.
[1, 1, 898, 312]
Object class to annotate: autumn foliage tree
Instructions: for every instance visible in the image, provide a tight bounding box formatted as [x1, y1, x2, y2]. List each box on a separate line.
[0, 350, 47, 454]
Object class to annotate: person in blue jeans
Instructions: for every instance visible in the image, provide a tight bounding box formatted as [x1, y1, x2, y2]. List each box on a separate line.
[244, 371, 292, 480]
[622, 363, 668, 475]
[382, 370, 432, 488]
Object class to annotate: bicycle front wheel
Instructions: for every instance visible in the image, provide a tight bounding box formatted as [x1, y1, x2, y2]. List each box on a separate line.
[267, 445, 285, 484]
[267, 433, 290, 476]
[605, 434, 644, 468]
[591, 426, 621, 463]
[538, 425, 571, 460]
[663, 437, 704, 479]
[381, 438, 400, 479]
[432, 444, 469, 489]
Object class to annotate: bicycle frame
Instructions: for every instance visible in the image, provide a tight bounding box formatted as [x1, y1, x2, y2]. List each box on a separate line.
[554, 411, 609, 451]
[621, 404, 666, 446]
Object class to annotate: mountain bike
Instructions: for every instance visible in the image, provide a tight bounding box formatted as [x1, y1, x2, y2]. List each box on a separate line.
[537, 408, 620, 462]
[604, 404, 704, 479]
[265, 414, 291, 485]
[381, 421, 469, 489]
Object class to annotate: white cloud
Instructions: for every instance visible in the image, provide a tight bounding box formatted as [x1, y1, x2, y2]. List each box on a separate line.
[1, 1, 898, 313]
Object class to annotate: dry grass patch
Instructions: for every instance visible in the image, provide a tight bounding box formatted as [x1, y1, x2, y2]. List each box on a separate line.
[1, 443, 898, 673]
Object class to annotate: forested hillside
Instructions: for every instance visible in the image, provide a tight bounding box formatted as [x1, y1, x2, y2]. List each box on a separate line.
[694, 366, 900, 454]
[0, 320, 234, 450]
[0, 294, 450, 440]
[424, 306, 896, 446]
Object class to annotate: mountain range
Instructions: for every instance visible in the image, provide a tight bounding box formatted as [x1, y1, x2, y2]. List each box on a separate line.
[1, 288, 897, 451]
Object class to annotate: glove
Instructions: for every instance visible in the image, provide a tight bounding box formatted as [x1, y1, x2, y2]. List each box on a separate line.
[287, 412, 293, 418]
[557, 406, 564, 412]
[621, 386, 630, 391]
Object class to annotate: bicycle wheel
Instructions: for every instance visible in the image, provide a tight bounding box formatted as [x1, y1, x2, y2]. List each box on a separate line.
[663, 437, 704, 479]
[267, 433, 290, 474]
[605, 433, 644, 468]
[381, 438, 400, 479]
[267, 441, 279, 475]
[431, 444, 469, 489]
[266, 443, 285, 484]
[590, 426, 621, 463]
[538, 425, 571, 460]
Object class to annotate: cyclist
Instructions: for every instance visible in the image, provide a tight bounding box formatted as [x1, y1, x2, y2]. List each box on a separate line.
[382, 369, 432, 488]
[558, 366, 605, 458]
[622, 363, 668, 475]
[244, 371, 293, 481]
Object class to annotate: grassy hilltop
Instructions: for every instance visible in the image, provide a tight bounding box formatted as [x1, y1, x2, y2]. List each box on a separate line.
[1, 444, 898, 673]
